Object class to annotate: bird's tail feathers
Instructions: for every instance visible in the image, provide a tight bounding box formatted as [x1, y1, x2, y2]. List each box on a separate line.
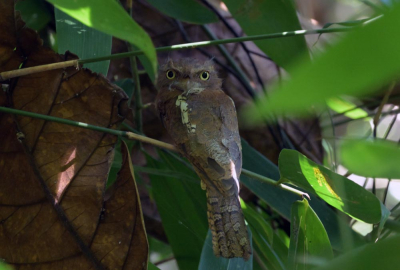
[207, 189, 252, 260]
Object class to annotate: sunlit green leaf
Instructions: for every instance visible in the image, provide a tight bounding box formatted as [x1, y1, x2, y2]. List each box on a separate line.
[146, 0, 217, 24]
[55, 8, 112, 75]
[288, 199, 333, 269]
[240, 140, 365, 251]
[326, 97, 368, 119]
[223, 0, 308, 69]
[276, 229, 290, 248]
[340, 139, 400, 178]
[47, 0, 157, 79]
[244, 4, 400, 120]
[279, 149, 383, 223]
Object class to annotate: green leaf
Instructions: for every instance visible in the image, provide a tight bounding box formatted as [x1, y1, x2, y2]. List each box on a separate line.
[146, 0, 217, 24]
[240, 140, 365, 251]
[242, 200, 287, 270]
[55, 8, 112, 75]
[130, 43, 157, 82]
[279, 149, 383, 223]
[326, 97, 368, 119]
[199, 229, 253, 270]
[314, 234, 400, 270]
[146, 150, 208, 270]
[223, 0, 309, 69]
[148, 262, 161, 270]
[288, 199, 333, 269]
[244, 3, 400, 120]
[15, 0, 52, 31]
[276, 229, 290, 248]
[340, 139, 400, 179]
[133, 165, 199, 183]
[47, 0, 157, 78]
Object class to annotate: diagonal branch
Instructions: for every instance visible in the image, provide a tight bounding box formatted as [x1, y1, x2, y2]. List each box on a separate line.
[0, 27, 352, 81]
[0, 105, 308, 199]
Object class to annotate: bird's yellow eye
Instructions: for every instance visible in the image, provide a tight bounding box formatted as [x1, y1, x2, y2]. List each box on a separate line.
[166, 70, 175, 79]
[200, 71, 210, 81]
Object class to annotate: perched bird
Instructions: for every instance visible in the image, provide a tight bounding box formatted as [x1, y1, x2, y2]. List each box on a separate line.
[155, 58, 251, 260]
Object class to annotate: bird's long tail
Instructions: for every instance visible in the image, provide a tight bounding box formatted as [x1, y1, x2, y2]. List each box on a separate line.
[206, 188, 252, 260]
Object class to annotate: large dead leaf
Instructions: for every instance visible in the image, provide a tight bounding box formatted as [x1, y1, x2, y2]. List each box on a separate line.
[0, 1, 147, 269]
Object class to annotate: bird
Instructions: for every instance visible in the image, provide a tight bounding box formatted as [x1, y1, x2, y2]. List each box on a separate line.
[155, 58, 252, 260]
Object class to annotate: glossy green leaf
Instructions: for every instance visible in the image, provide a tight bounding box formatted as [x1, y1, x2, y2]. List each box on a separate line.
[146, 0, 217, 24]
[326, 97, 368, 119]
[340, 139, 400, 178]
[15, 0, 52, 31]
[223, 0, 309, 69]
[47, 0, 157, 78]
[245, 4, 400, 120]
[55, 8, 112, 75]
[146, 150, 208, 270]
[279, 149, 383, 223]
[242, 201, 287, 270]
[288, 199, 333, 269]
[199, 229, 253, 270]
[240, 140, 365, 251]
[314, 234, 400, 270]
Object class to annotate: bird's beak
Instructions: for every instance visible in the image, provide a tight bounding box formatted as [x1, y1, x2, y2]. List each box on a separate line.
[182, 80, 205, 96]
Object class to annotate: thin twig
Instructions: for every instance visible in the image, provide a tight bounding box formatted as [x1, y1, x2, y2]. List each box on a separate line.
[384, 114, 398, 139]
[0, 27, 353, 80]
[0, 59, 79, 80]
[373, 82, 395, 136]
[201, 24, 255, 96]
[173, 20, 253, 96]
[0, 105, 309, 198]
[241, 169, 308, 198]
[154, 256, 175, 266]
[326, 108, 400, 128]
[330, 94, 400, 119]
[383, 179, 391, 204]
[200, 0, 266, 90]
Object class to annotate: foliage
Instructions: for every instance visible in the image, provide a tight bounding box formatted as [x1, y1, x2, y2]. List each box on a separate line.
[1, 0, 400, 269]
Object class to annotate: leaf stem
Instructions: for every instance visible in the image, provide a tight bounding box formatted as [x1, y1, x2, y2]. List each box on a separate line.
[0, 105, 308, 198]
[1, 27, 352, 80]
[241, 169, 308, 198]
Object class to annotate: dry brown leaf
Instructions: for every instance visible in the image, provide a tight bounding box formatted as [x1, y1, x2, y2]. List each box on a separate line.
[0, 1, 147, 269]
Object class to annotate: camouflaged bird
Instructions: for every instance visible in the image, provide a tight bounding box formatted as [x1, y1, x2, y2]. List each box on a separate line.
[155, 58, 251, 260]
